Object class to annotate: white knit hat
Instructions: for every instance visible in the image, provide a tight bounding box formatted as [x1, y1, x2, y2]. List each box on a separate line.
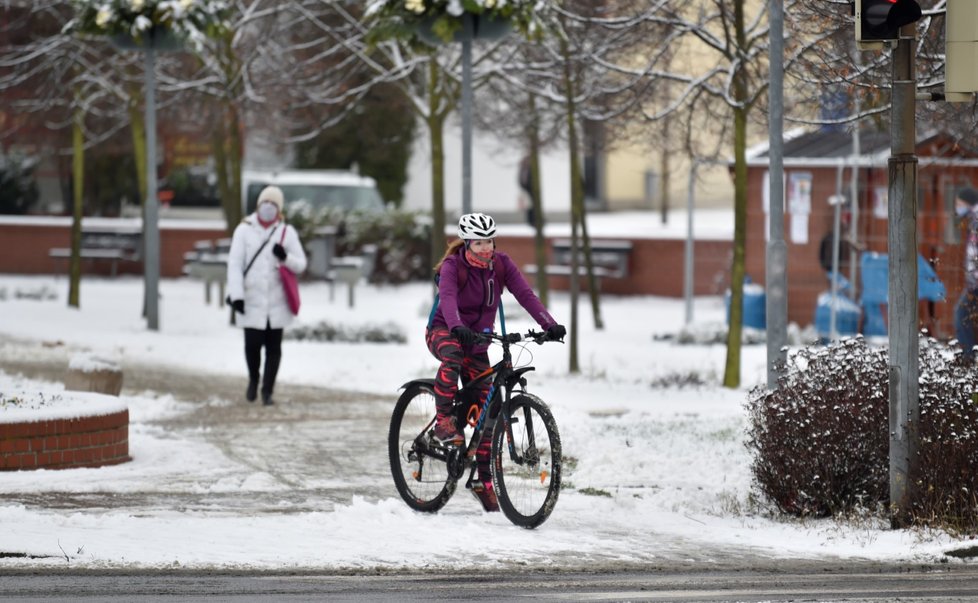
[257, 185, 285, 212]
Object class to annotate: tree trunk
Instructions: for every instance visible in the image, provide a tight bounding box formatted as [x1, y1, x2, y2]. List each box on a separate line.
[68, 108, 84, 308]
[562, 38, 582, 374]
[212, 110, 232, 229]
[428, 61, 447, 273]
[128, 89, 147, 208]
[213, 102, 243, 233]
[723, 1, 749, 389]
[527, 94, 549, 307]
[226, 102, 243, 227]
[213, 32, 243, 233]
[579, 205, 603, 330]
[659, 119, 670, 225]
[561, 41, 602, 334]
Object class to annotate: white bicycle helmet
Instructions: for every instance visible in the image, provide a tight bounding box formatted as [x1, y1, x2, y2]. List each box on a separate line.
[457, 213, 497, 239]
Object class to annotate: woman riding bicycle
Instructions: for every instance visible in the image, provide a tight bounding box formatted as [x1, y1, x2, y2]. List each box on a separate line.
[426, 212, 566, 510]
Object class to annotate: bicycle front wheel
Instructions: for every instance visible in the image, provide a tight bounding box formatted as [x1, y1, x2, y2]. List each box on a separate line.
[389, 382, 457, 512]
[491, 393, 562, 529]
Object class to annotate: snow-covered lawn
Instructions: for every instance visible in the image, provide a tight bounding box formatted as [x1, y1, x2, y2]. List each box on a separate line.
[0, 274, 963, 569]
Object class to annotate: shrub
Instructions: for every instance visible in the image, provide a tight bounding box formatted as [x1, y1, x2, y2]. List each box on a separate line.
[284, 320, 407, 344]
[284, 204, 431, 284]
[343, 209, 432, 284]
[746, 336, 889, 517]
[746, 335, 978, 528]
[913, 342, 978, 531]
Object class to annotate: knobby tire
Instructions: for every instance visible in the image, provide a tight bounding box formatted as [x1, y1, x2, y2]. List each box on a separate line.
[491, 393, 562, 528]
[389, 382, 457, 512]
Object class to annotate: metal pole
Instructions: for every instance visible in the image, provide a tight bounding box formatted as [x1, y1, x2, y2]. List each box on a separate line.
[461, 14, 474, 215]
[829, 167, 843, 342]
[766, 0, 787, 387]
[144, 46, 160, 331]
[684, 160, 697, 325]
[888, 28, 919, 528]
[849, 54, 862, 289]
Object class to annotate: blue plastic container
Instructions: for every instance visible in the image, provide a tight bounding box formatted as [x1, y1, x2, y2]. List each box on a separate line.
[725, 279, 766, 329]
[858, 252, 945, 336]
[814, 291, 861, 340]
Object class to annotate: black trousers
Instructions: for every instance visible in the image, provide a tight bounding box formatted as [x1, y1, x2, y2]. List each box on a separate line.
[244, 324, 283, 396]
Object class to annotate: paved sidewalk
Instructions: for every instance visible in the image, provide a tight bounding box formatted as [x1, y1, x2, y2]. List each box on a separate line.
[1, 339, 398, 515]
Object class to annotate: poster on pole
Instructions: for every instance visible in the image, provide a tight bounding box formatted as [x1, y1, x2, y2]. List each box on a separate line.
[788, 172, 812, 244]
[873, 186, 888, 219]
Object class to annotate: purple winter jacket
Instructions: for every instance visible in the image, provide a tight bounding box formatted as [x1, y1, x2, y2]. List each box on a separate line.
[430, 248, 556, 349]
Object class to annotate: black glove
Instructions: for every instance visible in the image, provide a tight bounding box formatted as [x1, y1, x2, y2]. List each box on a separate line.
[452, 326, 477, 345]
[272, 243, 287, 261]
[231, 299, 245, 314]
[546, 324, 566, 341]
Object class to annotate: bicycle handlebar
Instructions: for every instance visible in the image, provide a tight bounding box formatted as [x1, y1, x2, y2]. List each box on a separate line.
[476, 329, 561, 345]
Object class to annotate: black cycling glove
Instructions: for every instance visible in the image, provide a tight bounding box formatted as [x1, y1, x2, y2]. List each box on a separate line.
[452, 326, 477, 345]
[546, 324, 567, 341]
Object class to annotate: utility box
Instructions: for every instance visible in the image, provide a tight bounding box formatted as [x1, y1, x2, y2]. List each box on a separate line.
[946, 0, 978, 102]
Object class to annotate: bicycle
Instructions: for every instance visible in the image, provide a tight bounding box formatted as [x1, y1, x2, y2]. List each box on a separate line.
[388, 329, 562, 529]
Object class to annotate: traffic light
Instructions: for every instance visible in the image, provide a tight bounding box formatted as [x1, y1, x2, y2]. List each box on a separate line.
[946, 0, 978, 102]
[855, 0, 922, 50]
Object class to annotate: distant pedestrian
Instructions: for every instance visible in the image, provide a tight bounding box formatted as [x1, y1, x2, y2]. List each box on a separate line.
[954, 187, 978, 361]
[817, 209, 862, 281]
[226, 186, 307, 405]
[517, 155, 535, 227]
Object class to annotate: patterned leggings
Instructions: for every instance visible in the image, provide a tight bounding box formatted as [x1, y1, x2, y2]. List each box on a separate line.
[426, 326, 493, 472]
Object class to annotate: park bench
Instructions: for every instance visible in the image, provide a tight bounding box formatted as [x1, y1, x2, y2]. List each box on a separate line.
[182, 238, 231, 306]
[182, 236, 378, 309]
[329, 244, 378, 307]
[524, 238, 633, 288]
[48, 227, 142, 277]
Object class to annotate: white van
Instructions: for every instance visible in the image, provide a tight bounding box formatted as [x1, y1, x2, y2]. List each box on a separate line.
[241, 169, 386, 215]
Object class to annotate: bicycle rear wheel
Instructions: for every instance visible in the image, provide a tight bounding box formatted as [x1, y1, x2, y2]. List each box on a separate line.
[491, 393, 561, 528]
[389, 382, 458, 512]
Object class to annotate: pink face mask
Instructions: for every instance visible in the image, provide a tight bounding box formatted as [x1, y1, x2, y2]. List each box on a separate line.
[464, 243, 493, 269]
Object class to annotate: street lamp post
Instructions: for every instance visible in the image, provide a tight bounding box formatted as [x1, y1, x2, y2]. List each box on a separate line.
[111, 28, 181, 331]
[461, 15, 474, 215]
[143, 45, 160, 331]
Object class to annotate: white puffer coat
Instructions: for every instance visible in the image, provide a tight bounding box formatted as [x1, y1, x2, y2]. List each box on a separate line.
[226, 216, 308, 330]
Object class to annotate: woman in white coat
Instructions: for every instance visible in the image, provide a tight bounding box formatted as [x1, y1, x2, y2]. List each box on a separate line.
[226, 186, 307, 405]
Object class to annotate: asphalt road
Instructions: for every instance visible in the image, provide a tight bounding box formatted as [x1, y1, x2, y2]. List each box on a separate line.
[2, 564, 978, 602]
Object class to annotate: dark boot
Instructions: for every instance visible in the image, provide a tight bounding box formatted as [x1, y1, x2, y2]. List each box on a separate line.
[244, 328, 264, 403]
[260, 370, 275, 405]
[261, 342, 281, 407]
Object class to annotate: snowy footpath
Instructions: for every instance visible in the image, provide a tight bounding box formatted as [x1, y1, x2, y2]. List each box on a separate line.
[0, 275, 965, 571]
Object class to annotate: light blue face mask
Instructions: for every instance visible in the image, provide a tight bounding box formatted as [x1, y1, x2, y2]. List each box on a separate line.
[957, 205, 972, 218]
[257, 202, 279, 222]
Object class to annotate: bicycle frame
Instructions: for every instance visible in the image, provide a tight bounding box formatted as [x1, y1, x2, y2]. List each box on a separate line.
[404, 331, 541, 487]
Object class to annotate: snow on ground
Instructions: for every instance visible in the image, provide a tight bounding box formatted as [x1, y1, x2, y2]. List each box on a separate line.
[0, 270, 965, 570]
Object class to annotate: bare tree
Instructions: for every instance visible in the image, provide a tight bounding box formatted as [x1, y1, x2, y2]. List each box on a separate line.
[489, 1, 663, 371]
[0, 1, 145, 306]
[633, 0, 818, 388]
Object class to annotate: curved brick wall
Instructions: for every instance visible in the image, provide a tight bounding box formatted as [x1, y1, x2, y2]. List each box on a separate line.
[0, 410, 130, 470]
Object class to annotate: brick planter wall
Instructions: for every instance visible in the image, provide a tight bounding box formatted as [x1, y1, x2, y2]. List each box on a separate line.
[0, 409, 130, 470]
